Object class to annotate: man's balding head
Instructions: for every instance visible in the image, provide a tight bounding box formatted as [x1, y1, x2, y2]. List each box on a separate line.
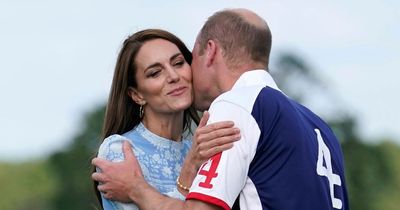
[231, 8, 268, 29]
[196, 8, 272, 70]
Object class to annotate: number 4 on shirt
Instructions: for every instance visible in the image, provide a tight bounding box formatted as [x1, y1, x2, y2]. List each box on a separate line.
[315, 129, 343, 209]
[198, 153, 222, 189]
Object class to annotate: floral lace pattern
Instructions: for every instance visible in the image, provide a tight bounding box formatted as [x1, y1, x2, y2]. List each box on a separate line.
[97, 123, 191, 210]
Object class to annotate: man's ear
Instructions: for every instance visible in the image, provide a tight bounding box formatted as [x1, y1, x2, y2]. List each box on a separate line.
[206, 40, 217, 67]
[128, 87, 145, 105]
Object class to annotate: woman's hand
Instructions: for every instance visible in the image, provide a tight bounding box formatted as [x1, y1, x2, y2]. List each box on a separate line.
[189, 111, 241, 168]
[177, 111, 241, 195]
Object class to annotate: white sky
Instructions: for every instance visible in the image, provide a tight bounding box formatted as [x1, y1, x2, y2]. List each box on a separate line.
[0, 0, 399, 161]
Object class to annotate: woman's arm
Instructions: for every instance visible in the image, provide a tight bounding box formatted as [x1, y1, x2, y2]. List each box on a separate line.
[93, 141, 223, 210]
[177, 111, 241, 196]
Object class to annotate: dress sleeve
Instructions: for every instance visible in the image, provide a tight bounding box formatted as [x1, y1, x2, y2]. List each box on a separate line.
[186, 101, 260, 210]
[97, 134, 139, 210]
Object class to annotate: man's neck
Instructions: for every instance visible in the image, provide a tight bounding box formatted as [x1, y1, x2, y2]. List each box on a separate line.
[218, 66, 259, 93]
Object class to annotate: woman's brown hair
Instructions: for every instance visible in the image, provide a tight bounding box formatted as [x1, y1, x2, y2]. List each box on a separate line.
[93, 29, 200, 207]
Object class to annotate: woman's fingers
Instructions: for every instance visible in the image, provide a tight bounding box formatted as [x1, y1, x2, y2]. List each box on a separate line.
[198, 111, 210, 128]
[196, 133, 241, 159]
[192, 118, 242, 162]
[199, 142, 235, 159]
[197, 120, 235, 135]
[197, 127, 240, 143]
[199, 133, 241, 151]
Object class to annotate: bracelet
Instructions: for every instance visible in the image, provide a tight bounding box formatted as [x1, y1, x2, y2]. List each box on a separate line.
[176, 176, 190, 191]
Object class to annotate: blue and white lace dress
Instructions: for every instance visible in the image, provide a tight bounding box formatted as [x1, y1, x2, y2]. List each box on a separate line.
[97, 123, 192, 210]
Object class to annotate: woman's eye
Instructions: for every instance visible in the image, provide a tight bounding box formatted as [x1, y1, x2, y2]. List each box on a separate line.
[174, 60, 185, 67]
[147, 70, 161, 78]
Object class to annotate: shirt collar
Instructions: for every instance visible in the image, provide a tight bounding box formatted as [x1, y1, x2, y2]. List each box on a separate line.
[231, 69, 281, 91]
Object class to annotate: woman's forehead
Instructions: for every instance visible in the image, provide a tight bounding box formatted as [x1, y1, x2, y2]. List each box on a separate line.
[136, 39, 181, 67]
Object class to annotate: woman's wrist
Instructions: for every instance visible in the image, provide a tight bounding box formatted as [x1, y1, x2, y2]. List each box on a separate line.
[178, 152, 199, 195]
[176, 175, 191, 191]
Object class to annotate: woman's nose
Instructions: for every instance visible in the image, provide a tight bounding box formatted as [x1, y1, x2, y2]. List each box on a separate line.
[166, 66, 180, 83]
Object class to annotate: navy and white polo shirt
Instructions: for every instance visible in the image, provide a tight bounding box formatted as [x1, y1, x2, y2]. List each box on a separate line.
[186, 70, 349, 210]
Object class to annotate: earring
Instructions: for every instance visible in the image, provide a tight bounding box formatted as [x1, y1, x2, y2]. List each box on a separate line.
[139, 105, 144, 118]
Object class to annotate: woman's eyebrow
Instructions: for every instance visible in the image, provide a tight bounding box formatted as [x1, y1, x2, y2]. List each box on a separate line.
[145, 62, 162, 71]
[144, 52, 182, 70]
[170, 53, 182, 62]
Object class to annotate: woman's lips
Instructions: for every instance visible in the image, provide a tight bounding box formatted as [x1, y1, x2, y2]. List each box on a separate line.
[167, 86, 187, 96]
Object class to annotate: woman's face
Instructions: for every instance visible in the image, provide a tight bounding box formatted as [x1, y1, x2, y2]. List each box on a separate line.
[131, 38, 193, 115]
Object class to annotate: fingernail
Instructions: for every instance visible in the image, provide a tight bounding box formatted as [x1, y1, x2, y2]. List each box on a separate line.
[236, 134, 241, 139]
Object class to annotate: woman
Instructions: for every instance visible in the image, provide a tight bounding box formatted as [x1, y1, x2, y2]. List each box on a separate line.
[94, 29, 240, 210]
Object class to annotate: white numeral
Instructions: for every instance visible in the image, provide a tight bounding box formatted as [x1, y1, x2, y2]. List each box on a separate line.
[315, 129, 343, 209]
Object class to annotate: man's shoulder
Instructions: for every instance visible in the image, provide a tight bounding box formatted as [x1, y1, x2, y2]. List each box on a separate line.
[211, 85, 288, 113]
[211, 85, 265, 112]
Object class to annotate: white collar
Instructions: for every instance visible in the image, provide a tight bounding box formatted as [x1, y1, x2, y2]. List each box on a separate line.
[231, 69, 281, 91]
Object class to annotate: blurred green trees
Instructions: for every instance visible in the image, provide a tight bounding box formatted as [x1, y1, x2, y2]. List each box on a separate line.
[0, 52, 399, 210]
[0, 161, 56, 210]
[47, 106, 105, 210]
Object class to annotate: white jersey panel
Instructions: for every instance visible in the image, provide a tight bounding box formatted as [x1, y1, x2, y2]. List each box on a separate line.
[240, 178, 263, 210]
[187, 85, 263, 209]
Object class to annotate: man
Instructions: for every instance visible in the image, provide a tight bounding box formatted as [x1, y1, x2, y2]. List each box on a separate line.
[92, 8, 349, 210]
